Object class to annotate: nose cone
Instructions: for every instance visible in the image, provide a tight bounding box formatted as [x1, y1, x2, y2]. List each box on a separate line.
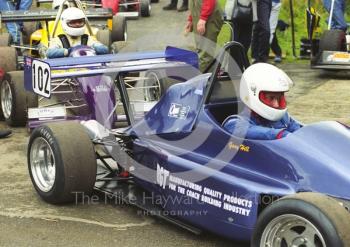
[268, 121, 350, 200]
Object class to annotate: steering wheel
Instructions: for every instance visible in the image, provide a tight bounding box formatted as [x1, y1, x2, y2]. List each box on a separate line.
[69, 45, 96, 57]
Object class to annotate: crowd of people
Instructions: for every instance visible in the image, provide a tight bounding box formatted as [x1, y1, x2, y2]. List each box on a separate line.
[170, 0, 347, 70]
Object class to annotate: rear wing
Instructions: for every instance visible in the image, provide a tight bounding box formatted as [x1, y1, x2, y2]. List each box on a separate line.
[0, 8, 112, 22]
[24, 46, 199, 98]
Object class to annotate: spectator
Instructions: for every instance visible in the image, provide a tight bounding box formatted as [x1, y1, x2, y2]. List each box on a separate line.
[224, 0, 256, 55]
[163, 0, 188, 12]
[223, 63, 301, 140]
[323, 0, 347, 32]
[185, 0, 223, 72]
[269, 0, 282, 63]
[0, 0, 33, 45]
[251, 0, 272, 63]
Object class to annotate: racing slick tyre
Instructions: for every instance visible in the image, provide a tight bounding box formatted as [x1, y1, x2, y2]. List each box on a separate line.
[0, 33, 12, 46]
[319, 29, 347, 53]
[22, 22, 38, 45]
[143, 70, 169, 101]
[252, 192, 350, 247]
[97, 29, 112, 51]
[140, 0, 151, 17]
[28, 122, 97, 204]
[0, 47, 17, 72]
[0, 71, 38, 126]
[111, 15, 127, 42]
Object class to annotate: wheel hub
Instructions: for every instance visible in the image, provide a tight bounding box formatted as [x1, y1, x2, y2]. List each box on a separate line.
[144, 72, 161, 101]
[1, 80, 13, 119]
[261, 214, 326, 247]
[30, 137, 56, 192]
[291, 237, 307, 246]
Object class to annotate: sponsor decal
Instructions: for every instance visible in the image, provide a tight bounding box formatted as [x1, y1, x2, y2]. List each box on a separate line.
[156, 164, 253, 217]
[168, 103, 190, 120]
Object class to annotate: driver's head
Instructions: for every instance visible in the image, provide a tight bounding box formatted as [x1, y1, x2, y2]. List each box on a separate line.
[239, 63, 293, 121]
[61, 7, 86, 37]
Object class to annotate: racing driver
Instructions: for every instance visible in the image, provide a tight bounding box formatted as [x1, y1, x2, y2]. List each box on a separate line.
[46, 7, 108, 58]
[223, 63, 302, 140]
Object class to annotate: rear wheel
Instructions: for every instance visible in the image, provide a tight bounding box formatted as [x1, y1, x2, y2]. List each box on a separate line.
[319, 29, 346, 53]
[0, 33, 12, 46]
[252, 192, 350, 247]
[97, 29, 112, 51]
[0, 47, 17, 72]
[111, 15, 127, 42]
[140, 0, 151, 17]
[22, 22, 38, 45]
[0, 71, 38, 126]
[28, 122, 97, 204]
[143, 70, 175, 101]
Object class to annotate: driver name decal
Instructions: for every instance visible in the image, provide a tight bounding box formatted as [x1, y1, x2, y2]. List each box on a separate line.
[228, 142, 250, 152]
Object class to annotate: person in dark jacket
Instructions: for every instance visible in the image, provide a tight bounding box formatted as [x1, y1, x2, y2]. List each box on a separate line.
[223, 63, 301, 140]
[251, 0, 272, 63]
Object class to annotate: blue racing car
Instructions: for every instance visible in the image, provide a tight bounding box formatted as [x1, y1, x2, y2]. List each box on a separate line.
[26, 42, 350, 246]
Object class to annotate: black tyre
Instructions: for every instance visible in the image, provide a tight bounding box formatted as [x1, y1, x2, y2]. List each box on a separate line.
[111, 15, 127, 42]
[319, 29, 346, 53]
[143, 70, 174, 101]
[252, 192, 350, 247]
[28, 122, 97, 204]
[0, 47, 17, 72]
[0, 71, 38, 126]
[151, 0, 159, 2]
[0, 33, 12, 46]
[96, 29, 112, 51]
[23, 22, 38, 45]
[140, 0, 151, 17]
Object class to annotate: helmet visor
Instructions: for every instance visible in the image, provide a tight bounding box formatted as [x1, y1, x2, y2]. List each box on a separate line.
[67, 18, 86, 28]
[259, 91, 286, 109]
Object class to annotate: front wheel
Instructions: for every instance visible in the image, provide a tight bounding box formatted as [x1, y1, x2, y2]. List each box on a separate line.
[252, 193, 350, 247]
[28, 122, 97, 204]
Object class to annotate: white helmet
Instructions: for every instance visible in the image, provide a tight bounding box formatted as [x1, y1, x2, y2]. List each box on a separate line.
[61, 7, 86, 37]
[239, 63, 293, 121]
[52, 0, 69, 10]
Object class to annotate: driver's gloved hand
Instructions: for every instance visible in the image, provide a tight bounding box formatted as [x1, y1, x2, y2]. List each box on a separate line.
[47, 48, 68, 59]
[92, 43, 109, 55]
[276, 129, 290, 139]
